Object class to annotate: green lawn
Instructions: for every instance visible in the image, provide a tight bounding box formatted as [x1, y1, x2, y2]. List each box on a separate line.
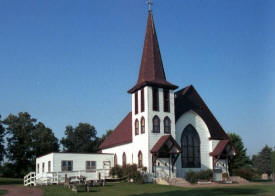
[42, 183, 275, 196]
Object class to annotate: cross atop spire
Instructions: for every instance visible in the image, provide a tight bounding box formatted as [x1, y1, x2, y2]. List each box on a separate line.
[148, 0, 153, 11]
[128, 11, 178, 94]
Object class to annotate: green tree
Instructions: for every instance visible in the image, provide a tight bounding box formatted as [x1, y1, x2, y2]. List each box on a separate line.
[227, 133, 251, 175]
[3, 112, 36, 177]
[253, 145, 272, 175]
[3, 112, 60, 177]
[0, 115, 6, 163]
[32, 122, 59, 159]
[61, 123, 98, 153]
[272, 149, 275, 182]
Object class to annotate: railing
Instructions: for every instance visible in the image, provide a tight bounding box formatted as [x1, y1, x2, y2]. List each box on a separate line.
[24, 172, 36, 186]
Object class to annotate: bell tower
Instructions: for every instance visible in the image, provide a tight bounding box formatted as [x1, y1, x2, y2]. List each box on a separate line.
[128, 10, 178, 173]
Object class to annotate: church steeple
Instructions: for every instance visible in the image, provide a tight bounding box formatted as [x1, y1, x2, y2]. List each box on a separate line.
[128, 11, 178, 94]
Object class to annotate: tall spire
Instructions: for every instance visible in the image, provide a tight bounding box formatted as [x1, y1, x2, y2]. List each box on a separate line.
[128, 11, 178, 94]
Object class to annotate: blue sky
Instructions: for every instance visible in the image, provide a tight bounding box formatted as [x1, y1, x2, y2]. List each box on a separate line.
[0, 0, 274, 155]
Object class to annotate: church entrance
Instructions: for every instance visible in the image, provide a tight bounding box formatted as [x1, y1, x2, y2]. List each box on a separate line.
[151, 135, 181, 178]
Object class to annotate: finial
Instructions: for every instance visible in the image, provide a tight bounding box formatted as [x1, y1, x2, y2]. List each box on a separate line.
[148, 0, 153, 11]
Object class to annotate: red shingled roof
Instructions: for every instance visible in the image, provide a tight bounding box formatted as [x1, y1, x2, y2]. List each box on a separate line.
[99, 112, 132, 150]
[210, 140, 229, 156]
[128, 11, 178, 93]
[151, 135, 181, 153]
[175, 85, 229, 140]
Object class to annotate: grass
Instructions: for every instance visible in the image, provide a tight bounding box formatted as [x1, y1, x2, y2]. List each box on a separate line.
[0, 190, 7, 195]
[42, 183, 275, 196]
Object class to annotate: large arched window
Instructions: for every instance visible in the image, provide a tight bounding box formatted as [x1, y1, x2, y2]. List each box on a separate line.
[138, 151, 143, 168]
[135, 119, 139, 135]
[164, 117, 171, 134]
[181, 124, 201, 168]
[114, 154, 117, 166]
[122, 152, 126, 167]
[152, 116, 160, 133]
[141, 117, 145, 134]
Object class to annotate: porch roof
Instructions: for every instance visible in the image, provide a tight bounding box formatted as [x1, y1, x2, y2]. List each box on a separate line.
[151, 135, 181, 154]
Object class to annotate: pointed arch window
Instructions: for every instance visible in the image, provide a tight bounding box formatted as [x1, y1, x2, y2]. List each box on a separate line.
[163, 89, 170, 112]
[152, 88, 159, 111]
[114, 154, 117, 166]
[135, 92, 138, 114]
[135, 119, 139, 135]
[152, 116, 160, 133]
[141, 88, 145, 112]
[122, 152, 126, 167]
[164, 117, 171, 134]
[181, 124, 201, 168]
[141, 117, 145, 134]
[138, 151, 143, 168]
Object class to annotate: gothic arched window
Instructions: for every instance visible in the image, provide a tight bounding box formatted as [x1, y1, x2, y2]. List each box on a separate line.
[114, 154, 117, 166]
[138, 151, 143, 168]
[181, 124, 201, 168]
[152, 116, 160, 133]
[122, 152, 126, 167]
[135, 119, 139, 135]
[164, 117, 171, 134]
[141, 117, 145, 134]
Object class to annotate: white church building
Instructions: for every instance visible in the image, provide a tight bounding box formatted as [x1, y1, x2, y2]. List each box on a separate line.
[99, 10, 236, 181]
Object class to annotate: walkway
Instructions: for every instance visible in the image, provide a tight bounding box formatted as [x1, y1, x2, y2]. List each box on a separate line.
[0, 185, 43, 196]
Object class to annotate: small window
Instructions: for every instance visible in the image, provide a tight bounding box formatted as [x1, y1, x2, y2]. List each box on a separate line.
[122, 152, 127, 167]
[61, 160, 73, 171]
[152, 88, 159, 111]
[42, 162, 45, 173]
[114, 154, 117, 166]
[135, 119, 139, 135]
[163, 89, 170, 112]
[141, 88, 145, 112]
[138, 151, 143, 168]
[86, 161, 96, 172]
[48, 161, 51, 172]
[164, 117, 171, 134]
[141, 117, 145, 134]
[152, 116, 160, 133]
[135, 92, 138, 114]
[37, 164, 39, 174]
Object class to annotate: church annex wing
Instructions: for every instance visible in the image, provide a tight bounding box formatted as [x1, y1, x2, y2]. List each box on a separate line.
[175, 85, 228, 140]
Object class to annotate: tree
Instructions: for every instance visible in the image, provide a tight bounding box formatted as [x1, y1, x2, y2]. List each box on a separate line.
[32, 122, 59, 159]
[227, 133, 251, 175]
[0, 115, 5, 163]
[253, 145, 272, 175]
[3, 112, 36, 177]
[3, 112, 60, 177]
[272, 149, 275, 182]
[61, 123, 98, 153]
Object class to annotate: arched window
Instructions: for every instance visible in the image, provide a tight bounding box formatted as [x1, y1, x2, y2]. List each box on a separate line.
[141, 117, 145, 134]
[135, 119, 139, 135]
[164, 117, 171, 134]
[138, 151, 143, 168]
[152, 116, 160, 133]
[122, 152, 126, 167]
[114, 154, 117, 166]
[181, 124, 201, 168]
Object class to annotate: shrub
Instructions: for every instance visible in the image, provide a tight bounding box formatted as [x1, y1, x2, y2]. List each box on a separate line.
[110, 164, 144, 183]
[185, 169, 213, 184]
[232, 167, 256, 181]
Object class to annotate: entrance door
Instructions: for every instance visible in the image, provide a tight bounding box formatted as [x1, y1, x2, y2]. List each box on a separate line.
[103, 161, 111, 178]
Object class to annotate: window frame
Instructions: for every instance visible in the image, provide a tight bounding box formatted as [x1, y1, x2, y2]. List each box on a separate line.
[141, 88, 145, 112]
[86, 161, 96, 172]
[42, 162, 45, 173]
[163, 89, 170, 112]
[152, 88, 159, 111]
[122, 152, 126, 167]
[164, 116, 171, 134]
[152, 115, 160, 133]
[138, 151, 143, 168]
[135, 119, 139, 135]
[141, 117, 145, 134]
[48, 161, 51, 172]
[114, 154, 117, 166]
[135, 92, 138, 114]
[61, 160, 73, 172]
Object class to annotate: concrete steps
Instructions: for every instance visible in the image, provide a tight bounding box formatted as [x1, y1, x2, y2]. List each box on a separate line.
[155, 177, 190, 187]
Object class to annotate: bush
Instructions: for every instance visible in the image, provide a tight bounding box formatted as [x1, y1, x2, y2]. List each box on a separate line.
[110, 164, 145, 183]
[185, 170, 213, 184]
[232, 167, 256, 181]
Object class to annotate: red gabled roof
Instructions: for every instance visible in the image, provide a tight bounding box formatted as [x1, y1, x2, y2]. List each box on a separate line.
[210, 140, 229, 156]
[151, 135, 181, 153]
[99, 112, 132, 150]
[175, 85, 229, 140]
[128, 11, 178, 93]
